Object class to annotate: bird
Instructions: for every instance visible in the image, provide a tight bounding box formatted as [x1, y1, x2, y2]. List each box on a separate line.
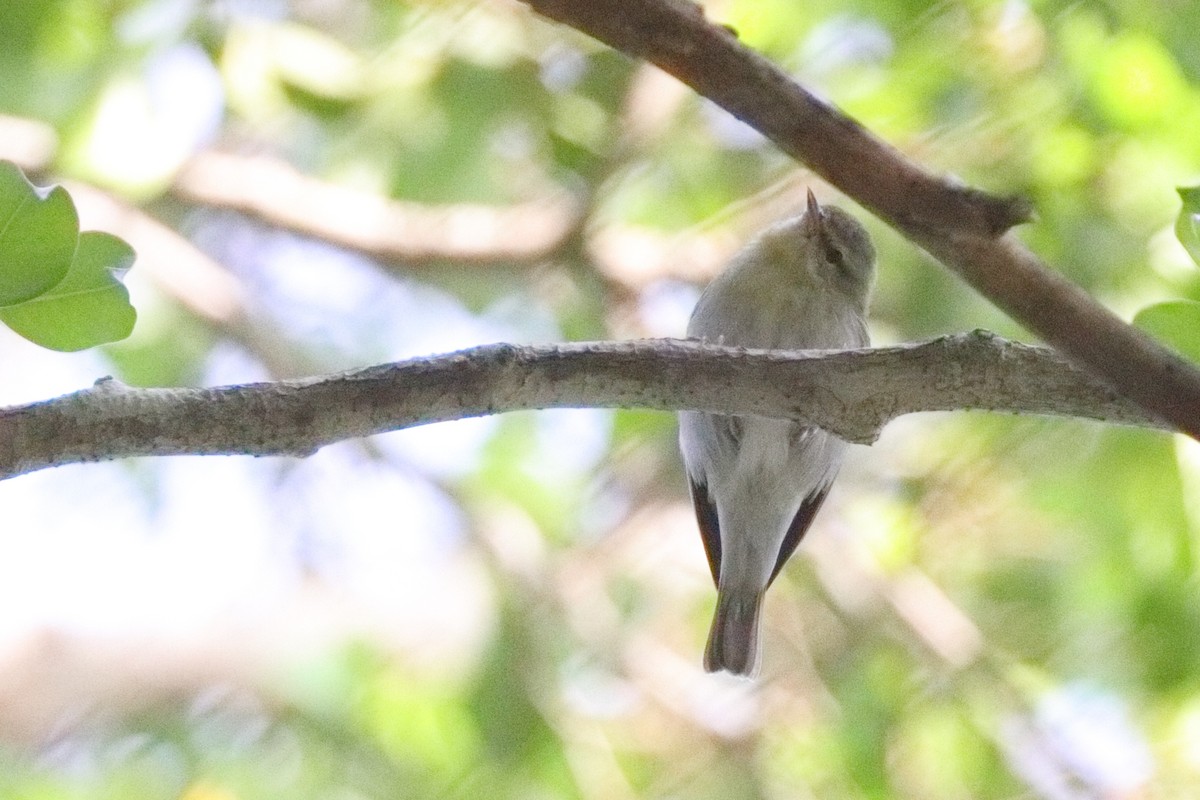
[678, 190, 876, 676]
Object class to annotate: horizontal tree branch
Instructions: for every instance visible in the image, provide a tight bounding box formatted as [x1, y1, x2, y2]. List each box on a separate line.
[173, 152, 584, 268]
[0, 116, 719, 295]
[518, 0, 1200, 438]
[0, 116, 583, 271]
[0, 333, 1166, 481]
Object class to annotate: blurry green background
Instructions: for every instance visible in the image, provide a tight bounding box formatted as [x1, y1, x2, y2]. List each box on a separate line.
[1, 0, 1199, 797]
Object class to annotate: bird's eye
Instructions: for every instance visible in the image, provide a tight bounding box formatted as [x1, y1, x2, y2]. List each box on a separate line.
[825, 245, 845, 267]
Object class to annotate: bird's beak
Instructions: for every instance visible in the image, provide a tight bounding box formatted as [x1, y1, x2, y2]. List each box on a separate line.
[803, 188, 823, 237]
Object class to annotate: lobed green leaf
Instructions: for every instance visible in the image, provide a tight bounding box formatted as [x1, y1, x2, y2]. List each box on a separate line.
[0, 160, 77, 305]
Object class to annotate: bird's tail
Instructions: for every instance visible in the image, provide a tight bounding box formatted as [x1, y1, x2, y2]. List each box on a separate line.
[703, 588, 764, 677]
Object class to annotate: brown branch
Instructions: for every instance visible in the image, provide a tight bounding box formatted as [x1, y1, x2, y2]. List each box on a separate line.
[518, 0, 1200, 438]
[173, 151, 583, 267]
[0, 116, 584, 271]
[523, 0, 1029, 236]
[0, 334, 1165, 481]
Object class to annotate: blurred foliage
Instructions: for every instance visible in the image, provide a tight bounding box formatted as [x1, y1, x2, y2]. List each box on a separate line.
[1135, 300, 1200, 365]
[1179, 185, 1200, 265]
[1, 0, 1199, 798]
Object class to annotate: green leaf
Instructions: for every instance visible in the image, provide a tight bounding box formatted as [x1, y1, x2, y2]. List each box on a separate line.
[0, 160, 77, 304]
[1177, 186, 1200, 267]
[0, 231, 136, 351]
[1133, 300, 1200, 365]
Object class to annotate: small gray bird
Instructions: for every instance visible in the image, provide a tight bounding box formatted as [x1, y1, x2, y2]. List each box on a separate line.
[679, 190, 876, 676]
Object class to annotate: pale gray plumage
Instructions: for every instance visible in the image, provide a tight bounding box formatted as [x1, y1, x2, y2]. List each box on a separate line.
[679, 191, 876, 676]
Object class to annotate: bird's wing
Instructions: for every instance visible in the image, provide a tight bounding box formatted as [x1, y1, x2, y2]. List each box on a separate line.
[681, 413, 742, 587]
[688, 477, 722, 586]
[767, 483, 832, 587]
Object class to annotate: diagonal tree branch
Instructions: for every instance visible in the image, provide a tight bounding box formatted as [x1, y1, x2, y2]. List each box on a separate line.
[0, 334, 1166, 481]
[517, 0, 1200, 438]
